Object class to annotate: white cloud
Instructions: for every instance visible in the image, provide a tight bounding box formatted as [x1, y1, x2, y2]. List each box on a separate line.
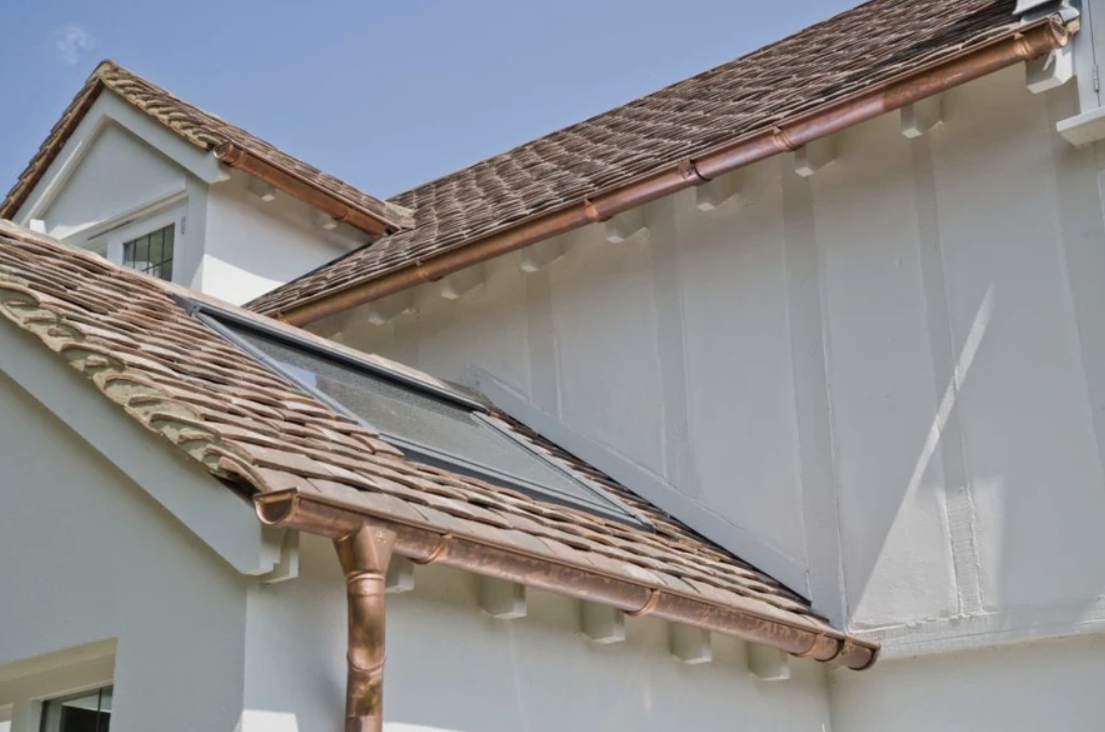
[53, 24, 96, 66]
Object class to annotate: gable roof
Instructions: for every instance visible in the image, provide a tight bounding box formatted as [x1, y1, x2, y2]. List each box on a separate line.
[0, 219, 878, 669]
[247, 0, 1073, 321]
[0, 61, 413, 236]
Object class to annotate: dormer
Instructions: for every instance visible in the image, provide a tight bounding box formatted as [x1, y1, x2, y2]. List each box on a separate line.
[0, 61, 412, 305]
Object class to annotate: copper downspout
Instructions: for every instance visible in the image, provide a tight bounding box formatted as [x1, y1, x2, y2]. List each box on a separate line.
[255, 489, 880, 671]
[276, 16, 1072, 326]
[334, 524, 396, 732]
[213, 143, 393, 238]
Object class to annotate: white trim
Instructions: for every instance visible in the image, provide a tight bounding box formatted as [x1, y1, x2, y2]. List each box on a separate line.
[0, 643, 114, 732]
[64, 188, 187, 249]
[99, 203, 186, 284]
[470, 368, 810, 595]
[16, 92, 226, 225]
[0, 320, 280, 577]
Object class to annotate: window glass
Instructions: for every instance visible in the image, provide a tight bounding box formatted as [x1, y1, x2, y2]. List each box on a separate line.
[122, 224, 174, 282]
[214, 318, 648, 526]
[40, 687, 112, 732]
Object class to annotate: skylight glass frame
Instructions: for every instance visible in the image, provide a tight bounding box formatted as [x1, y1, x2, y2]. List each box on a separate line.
[182, 299, 652, 528]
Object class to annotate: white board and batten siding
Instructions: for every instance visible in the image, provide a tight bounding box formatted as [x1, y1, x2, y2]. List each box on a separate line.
[0, 295, 833, 732]
[332, 65, 1105, 681]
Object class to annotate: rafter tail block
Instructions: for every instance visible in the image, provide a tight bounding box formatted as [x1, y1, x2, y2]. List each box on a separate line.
[440, 266, 486, 300]
[520, 239, 568, 273]
[900, 96, 944, 139]
[312, 210, 339, 230]
[581, 602, 626, 645]
[479, 577, 527, 619]
[794, 138, 836, 178]
[748, 643, 791, 681]
[670, 624, 712, 664]
[1026, 45, 1074, 94]
[604, 209, 648, 244]
[248, 177, 276, 202]
[385, 556, 415, 594]
[695, 172, 741, 212]
[365, 291, 414, 326]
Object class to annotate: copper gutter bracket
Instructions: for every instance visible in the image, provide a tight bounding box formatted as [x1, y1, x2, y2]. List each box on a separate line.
[334, 524, 397, 732]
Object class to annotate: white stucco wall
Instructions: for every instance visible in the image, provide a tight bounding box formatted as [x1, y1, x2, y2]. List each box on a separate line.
[39, 123, 187, 241]
[331, 65, 1105, 655]
[830, 631, 1105, 731]
[201, 170, 367, 305]
[241, 535, 832, 732]
[0, 368, 249, 732]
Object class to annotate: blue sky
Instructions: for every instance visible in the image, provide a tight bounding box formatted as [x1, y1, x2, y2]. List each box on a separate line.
[0, 0, 858, 200]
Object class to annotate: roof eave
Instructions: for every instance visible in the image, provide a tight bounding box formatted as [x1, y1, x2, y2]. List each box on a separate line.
[262, 14, 1075, 325]
[254, 487, 880, 670]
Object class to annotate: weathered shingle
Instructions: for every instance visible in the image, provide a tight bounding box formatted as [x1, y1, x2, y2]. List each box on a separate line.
[248, 0, 1035, 315]
[0, 220, 866, 652]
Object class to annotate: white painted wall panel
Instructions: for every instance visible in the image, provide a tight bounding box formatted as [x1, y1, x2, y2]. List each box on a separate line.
[333, 66, 1105, 654]
[202, 170, 366, 305]
[811, 114, 958, 627]
[0, 370, 248, 732]
[830, 632, 1105, 732]
[43, 124, 185, 240]
[674, 163, 807, 562]
[549, 225, 666, 474]
[930, 70, 1105, 612]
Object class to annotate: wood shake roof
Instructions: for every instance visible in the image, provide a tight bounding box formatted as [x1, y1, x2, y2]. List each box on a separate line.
[0, 61, 414, 235]
[0, 220, 878, 668]
[247, 0, 1055, 317]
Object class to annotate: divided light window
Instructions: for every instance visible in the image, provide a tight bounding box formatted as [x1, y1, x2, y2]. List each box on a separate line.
[40, 687, 112, 732]
[193, 305, 651, 528]
[122, 224, 174, 282]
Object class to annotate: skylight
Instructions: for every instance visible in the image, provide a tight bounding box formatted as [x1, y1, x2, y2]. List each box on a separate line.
[192, 304, 651, 528]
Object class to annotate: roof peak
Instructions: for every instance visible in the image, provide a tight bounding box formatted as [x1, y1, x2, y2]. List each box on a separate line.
[1, 60, 413, 235]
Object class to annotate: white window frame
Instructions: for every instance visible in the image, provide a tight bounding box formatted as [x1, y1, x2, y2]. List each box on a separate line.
[38, 686, 113, 732]
[0, 645, 114, 732]
[99, 204, 186, 285]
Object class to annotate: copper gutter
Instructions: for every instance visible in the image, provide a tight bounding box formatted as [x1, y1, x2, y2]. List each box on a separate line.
[335, 524, 396, 732]
[276, 15, 1073, 326]
[213, 143, 392, 238]
[254, 489, 880, 671]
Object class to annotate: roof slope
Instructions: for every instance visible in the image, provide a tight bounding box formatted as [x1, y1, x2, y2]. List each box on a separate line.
[0, 220, 875, 665]
[0, 61, 413, 233]
[248, 0, 1030, 316]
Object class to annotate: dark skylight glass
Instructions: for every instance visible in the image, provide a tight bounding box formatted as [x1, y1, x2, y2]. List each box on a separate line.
[196, 307, 650, 527]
